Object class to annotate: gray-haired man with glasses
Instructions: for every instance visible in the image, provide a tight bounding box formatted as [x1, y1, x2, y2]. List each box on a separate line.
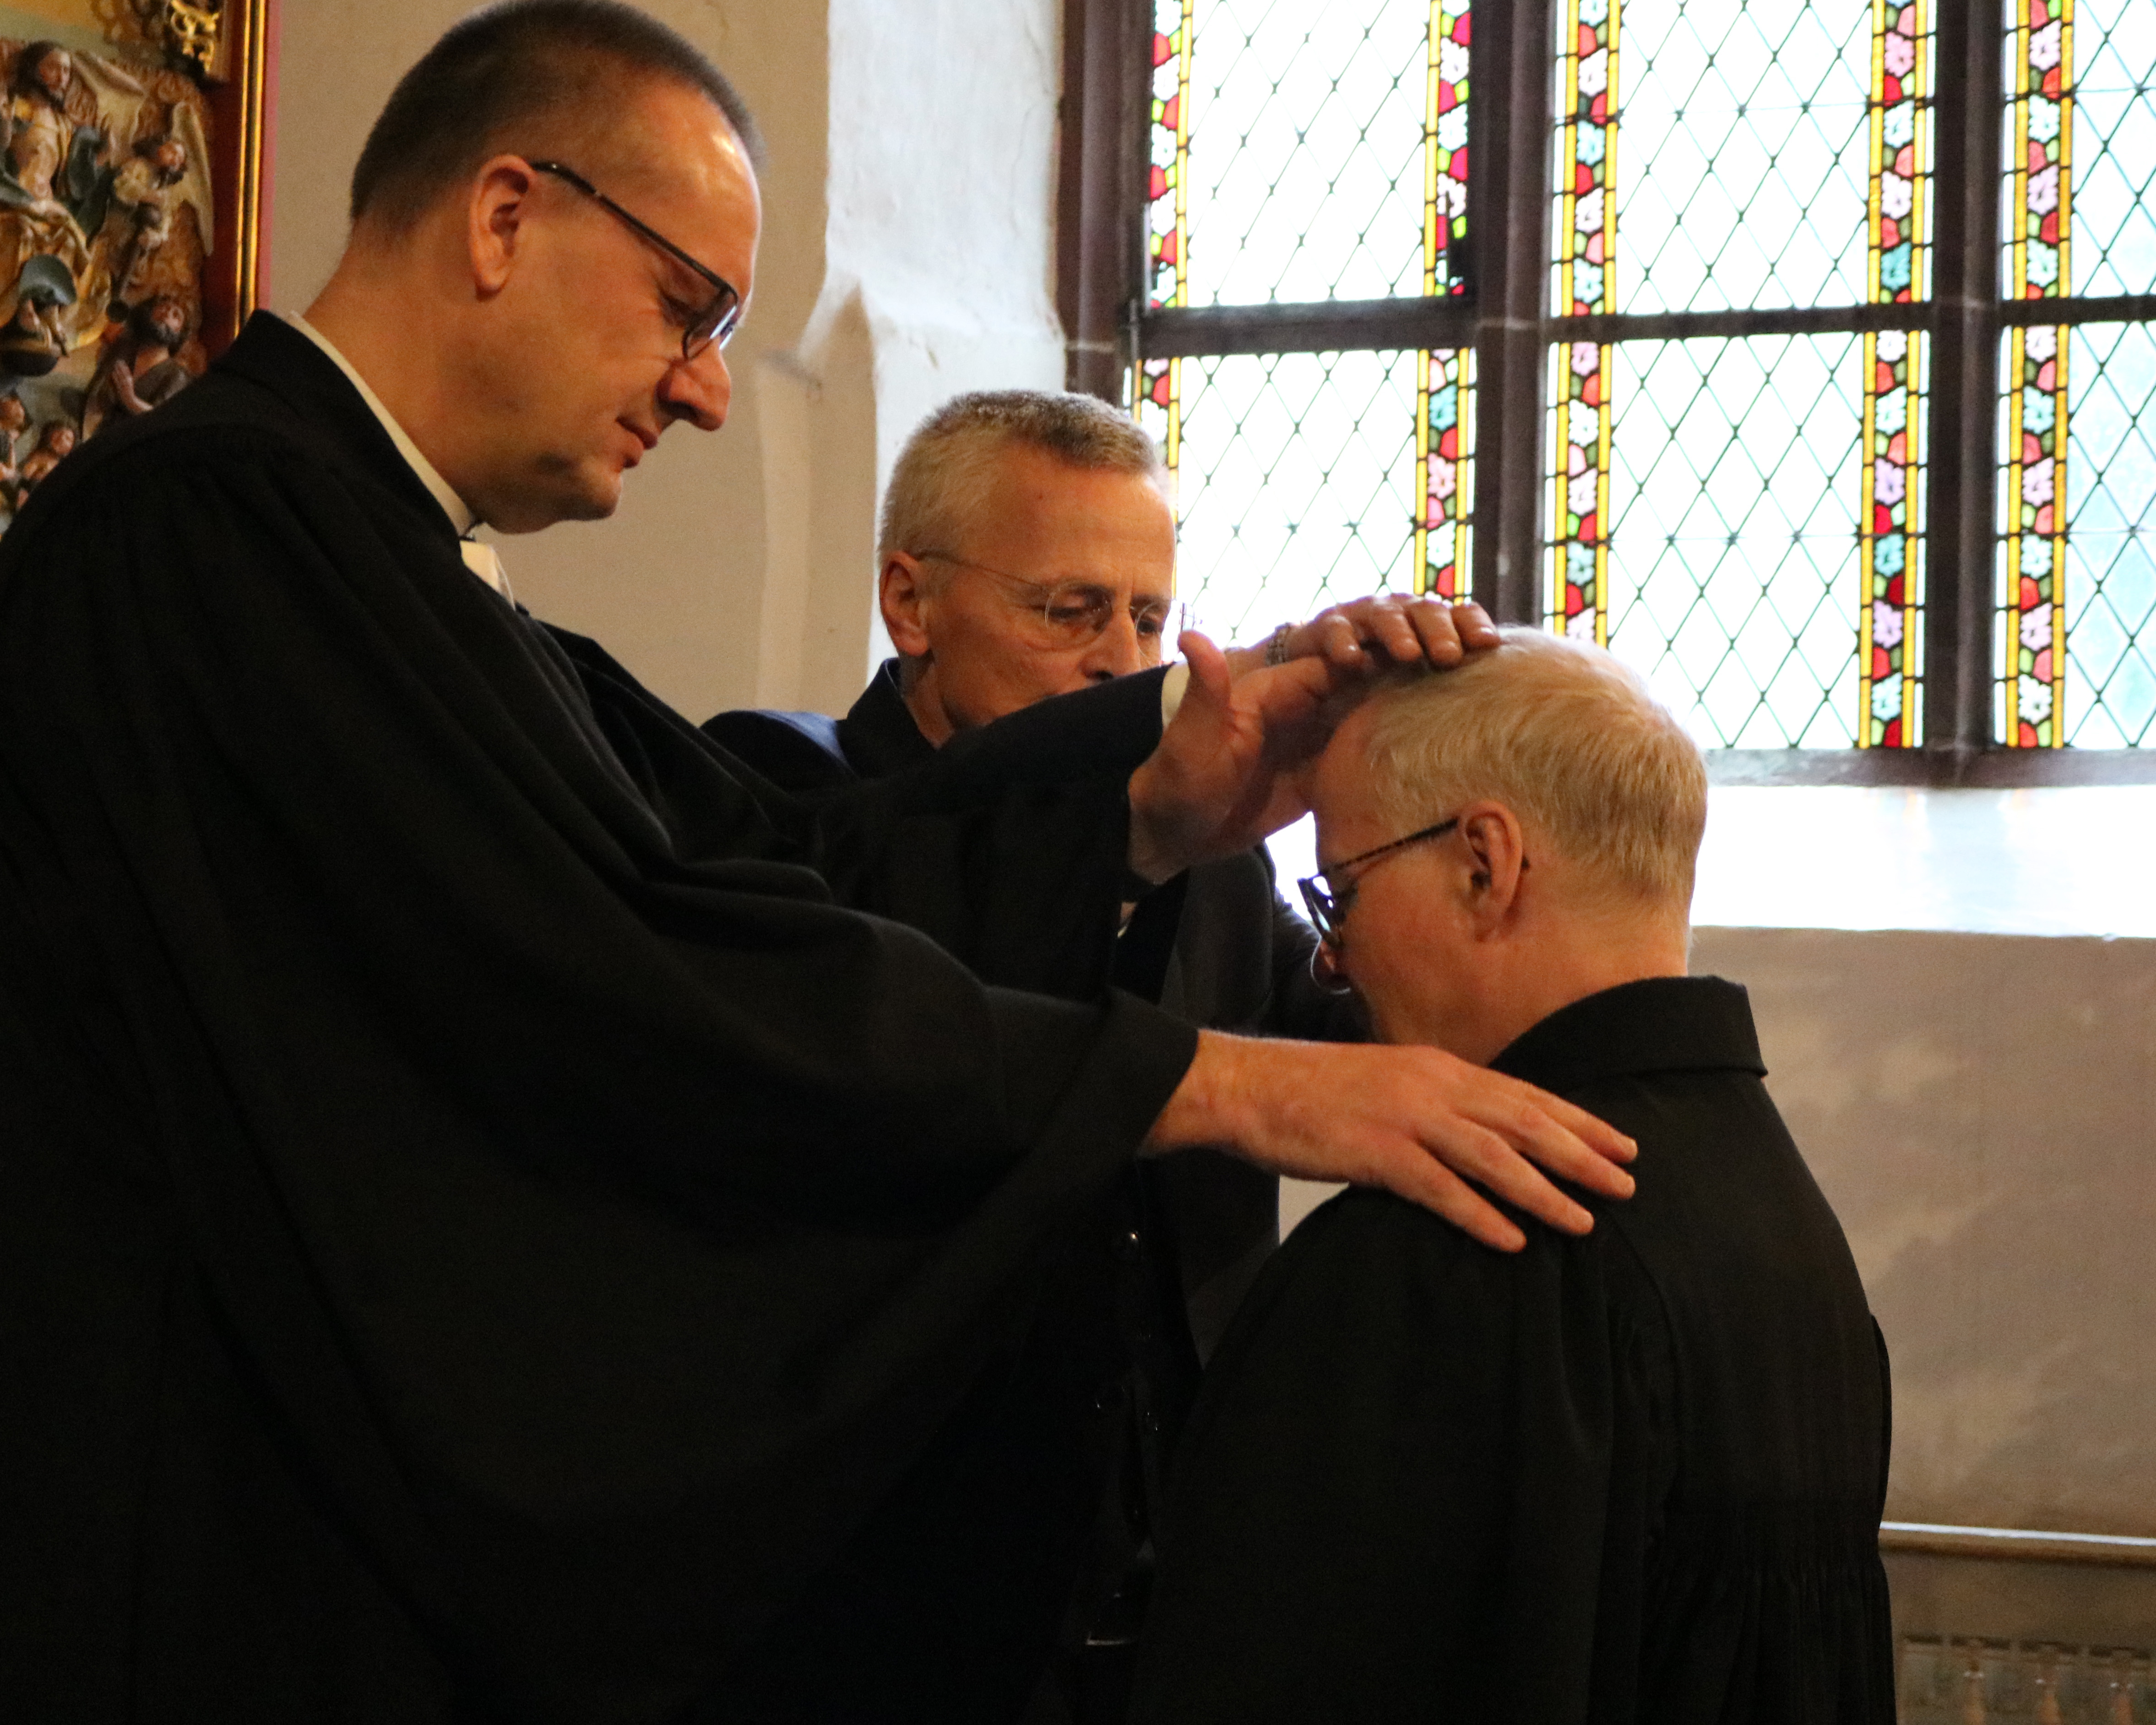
[707, 386, 1518, 1717]
[1133, 631, 1894, 1724]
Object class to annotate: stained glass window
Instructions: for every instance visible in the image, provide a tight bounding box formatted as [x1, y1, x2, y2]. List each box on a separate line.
[1549, 0, 1617, 644]
[2000, 0, 2072, 745]
[2063, 0, 2156, 298]
[1417, 3, 1475, 600]
[1136, 0, 1473, 633]
[1180, 0, 1442, 305]
[1171, 350, 1423, 637]
[1613, 1, 1874, 313]
[1857, 0, 1932, 747]
[1602, 334, 1866, 747]
[1557, 0, 1928, 748]
[1138, 0, 1193, 472]
[1092, 0, 2156, 769]
[1999, 0, 2156, 749]
[2054, 321, 2156, 745]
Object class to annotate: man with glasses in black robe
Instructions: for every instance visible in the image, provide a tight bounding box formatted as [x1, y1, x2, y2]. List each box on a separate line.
[0, 7, 1640, 1720]
[1130, 632, 1894, 1724]
[709, 389, 1478, 1714]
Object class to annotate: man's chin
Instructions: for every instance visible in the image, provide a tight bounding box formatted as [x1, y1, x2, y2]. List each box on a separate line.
[509, 459, 625, 530]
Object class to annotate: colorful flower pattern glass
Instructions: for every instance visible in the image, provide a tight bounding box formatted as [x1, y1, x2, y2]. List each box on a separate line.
[1136, 0, 1193, 473]
[1138, 0, 1471, 608]
[1857, 0, 1931, 747]
[1415, 2, 1474, 599]
[1550, 0, 1618, 643]
[2002, 0, 2073, 746]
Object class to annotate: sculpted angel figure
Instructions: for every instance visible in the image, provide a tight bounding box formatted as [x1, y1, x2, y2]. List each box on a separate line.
[103, 132, 191, 311]
[0, 388, 27, 507]
[15, 415, 76, 497]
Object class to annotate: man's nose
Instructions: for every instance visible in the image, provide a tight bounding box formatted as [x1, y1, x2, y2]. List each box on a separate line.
[658, 343, 732, 432]
[1080, 607, 1149, 680]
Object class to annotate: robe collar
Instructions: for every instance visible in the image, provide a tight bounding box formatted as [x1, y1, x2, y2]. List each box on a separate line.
[1489, 976, 1766, 1094]
[213, 313, 508, 600]
[278, 313, 478, 539]
[837, 658, 939, 779]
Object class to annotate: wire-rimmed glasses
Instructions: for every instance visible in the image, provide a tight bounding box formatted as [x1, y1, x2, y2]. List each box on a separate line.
[1297, 815, 1462, 948]
[913, 551, 1178, 649]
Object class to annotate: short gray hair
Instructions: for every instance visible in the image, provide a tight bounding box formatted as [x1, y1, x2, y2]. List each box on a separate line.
[1355, 629, 1708, 912]
[876, 390, 1167, 570]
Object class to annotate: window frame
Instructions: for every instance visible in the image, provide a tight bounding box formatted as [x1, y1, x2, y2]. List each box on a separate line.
[1057, 0, 2156, 784]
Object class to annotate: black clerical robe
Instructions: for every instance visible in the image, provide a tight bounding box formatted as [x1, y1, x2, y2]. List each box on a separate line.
[711, 666, 1363, 1717]
[0, 315, 1200, 1723]
[1130, 978, 1895, 1725]
[711, 664, 1361, 1360]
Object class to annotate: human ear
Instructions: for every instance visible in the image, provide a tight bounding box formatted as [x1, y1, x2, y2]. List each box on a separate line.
[880, 554, 935, 659]
[466, 156, 540, 296]
[1458, 803, 1528, 934]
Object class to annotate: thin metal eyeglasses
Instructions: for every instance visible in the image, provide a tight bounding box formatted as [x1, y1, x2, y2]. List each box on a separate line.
[1297, 815, 1462, 949]
[529, 159, 742, 361]
[913, 551, 1178, 648]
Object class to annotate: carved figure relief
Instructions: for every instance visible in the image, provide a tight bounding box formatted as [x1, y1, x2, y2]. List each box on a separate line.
[0, 33, 214, 527]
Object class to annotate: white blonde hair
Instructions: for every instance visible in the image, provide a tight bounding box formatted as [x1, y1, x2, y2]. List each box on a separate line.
[1355, 629, 1708, 912]
[876, 390, 1167, 571]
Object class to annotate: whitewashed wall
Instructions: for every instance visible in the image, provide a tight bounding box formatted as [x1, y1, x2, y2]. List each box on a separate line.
[265, 0, 1063, 722]
[1694, 924, 2156, 1539]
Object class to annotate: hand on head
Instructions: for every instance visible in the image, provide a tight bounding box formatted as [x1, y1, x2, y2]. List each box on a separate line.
[1226, 593, 1500, 678]
[1302, 629, 1703, 1062]
[1125, 597, 1501, 885]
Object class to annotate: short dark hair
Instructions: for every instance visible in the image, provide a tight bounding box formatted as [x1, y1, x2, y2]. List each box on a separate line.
[348, 0, 764, 232]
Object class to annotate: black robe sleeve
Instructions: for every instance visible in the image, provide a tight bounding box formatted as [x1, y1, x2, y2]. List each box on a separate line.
[0, 418, 1195, 1719]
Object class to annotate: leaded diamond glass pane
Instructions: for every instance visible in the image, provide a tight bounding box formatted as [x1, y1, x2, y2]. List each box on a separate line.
[1170, 351, 1421, 640]
[2058, 323, 2156, 745]
[1610, 0, 1882, 315]
[1589, 334, 1871, 747]
[2068, 0, 2156, 298]
[1183, 0, 1434, 305]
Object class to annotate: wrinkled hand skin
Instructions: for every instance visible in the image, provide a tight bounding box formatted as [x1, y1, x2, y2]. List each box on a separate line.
[1223, 594, 1500, 680]
[1125, 632, 1348, 885]
[1126, 597, 1499, 885]
[1145, 1030, 1640, 1252]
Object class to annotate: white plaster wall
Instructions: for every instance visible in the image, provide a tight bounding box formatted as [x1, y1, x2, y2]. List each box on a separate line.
[1692, 925, 2156, 1540]
[263, 0, 1061, 722]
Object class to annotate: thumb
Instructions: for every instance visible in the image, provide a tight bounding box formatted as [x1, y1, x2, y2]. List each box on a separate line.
[1178, 629, 1232, 715]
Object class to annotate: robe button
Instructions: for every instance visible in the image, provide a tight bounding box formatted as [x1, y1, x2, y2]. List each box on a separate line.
[1117, 1228, 1144, 1259]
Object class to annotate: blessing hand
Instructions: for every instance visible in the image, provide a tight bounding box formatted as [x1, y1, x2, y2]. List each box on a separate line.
[1225, 593, 1499, 679]
[1126, 630, 1347, 884]
[1145, 1031, 1638, 1252]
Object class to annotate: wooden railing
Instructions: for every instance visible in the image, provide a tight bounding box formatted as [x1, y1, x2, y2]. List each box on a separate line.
[1885, 1523, 2156, 1721]
[1898, 1638, 2152, 1721]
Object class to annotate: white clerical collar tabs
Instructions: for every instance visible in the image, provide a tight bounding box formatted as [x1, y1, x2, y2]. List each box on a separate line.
[459, 538, 511, 601]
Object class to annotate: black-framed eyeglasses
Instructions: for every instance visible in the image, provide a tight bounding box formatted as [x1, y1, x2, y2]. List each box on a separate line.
[529, 159, 743, 361]
[1297, 815, 1462, 949]
[914, 551, 1178, 649]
